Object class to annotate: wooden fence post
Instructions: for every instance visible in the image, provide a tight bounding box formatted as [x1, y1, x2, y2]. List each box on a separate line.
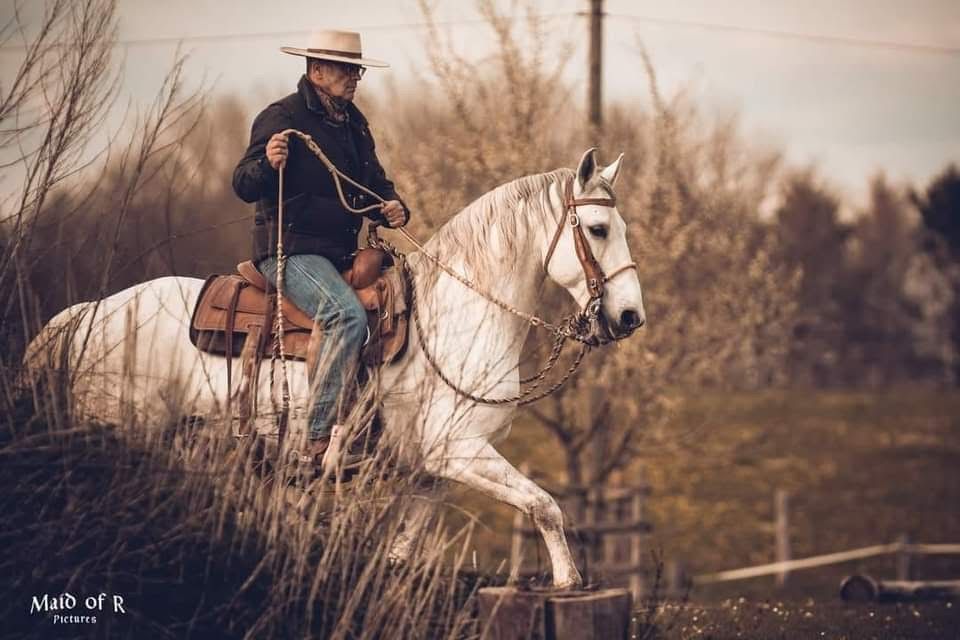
[775, 489, 791, 588]
[510, 510, 524, 584]
[583, 486, 594, 582]
[666, 560, 686, 599]
[896, 533, 913, 581]
[510, 462, 532, 583]
[629, 490, 645, 600]
[478, 587, 632, 640]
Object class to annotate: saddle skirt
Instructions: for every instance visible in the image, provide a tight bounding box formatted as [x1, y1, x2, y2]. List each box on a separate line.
[189, 249, 409, 368]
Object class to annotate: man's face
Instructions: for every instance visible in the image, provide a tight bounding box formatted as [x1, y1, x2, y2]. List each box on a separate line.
[309, 61, 364, 101]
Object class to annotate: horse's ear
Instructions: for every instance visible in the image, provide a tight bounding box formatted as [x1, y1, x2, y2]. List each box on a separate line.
[576, 147, 598, 190]
[600, 153, 624, 187]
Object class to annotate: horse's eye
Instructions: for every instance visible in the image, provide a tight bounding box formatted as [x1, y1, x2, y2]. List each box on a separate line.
[588, 225, 608, 239]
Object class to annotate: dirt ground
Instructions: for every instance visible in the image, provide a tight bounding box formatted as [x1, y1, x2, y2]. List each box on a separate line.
[637, 598, 959, 640]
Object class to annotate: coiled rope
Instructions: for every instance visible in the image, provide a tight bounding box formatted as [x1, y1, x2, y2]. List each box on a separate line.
[271, 128, 594, 415]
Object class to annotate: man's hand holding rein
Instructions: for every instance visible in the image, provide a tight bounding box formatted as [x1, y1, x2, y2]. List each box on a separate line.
[380, 200, 408, 228]
[266, 132, 289, 170]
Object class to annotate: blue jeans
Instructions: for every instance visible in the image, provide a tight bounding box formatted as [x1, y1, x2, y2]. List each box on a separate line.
[257, 254, 367, 440]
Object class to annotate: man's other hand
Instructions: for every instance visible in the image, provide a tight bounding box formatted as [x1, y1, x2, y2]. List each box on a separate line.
[381, 200, 408, 228]
[266, 133, 289, 170]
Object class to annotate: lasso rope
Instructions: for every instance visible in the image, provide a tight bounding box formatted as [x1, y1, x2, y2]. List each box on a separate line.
[407, 273, 590, 406]
[272, 164, 292, 447]
[277, 129, 588, 339]
[271, 129, 595, 412]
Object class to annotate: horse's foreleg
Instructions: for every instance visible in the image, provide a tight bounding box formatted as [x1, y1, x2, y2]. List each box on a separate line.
[431, 443, 582, 589]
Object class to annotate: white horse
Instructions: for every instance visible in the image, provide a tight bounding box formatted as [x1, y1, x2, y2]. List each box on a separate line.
[25, 148, 644, 589]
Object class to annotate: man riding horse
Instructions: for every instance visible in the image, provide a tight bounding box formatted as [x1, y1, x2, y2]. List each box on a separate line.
[232, 29, 408, 466]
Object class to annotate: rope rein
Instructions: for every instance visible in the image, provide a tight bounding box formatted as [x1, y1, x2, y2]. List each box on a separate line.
[271, 165, 292, 442]
[278, 129, 586, 340]
[408, 272, 590, 406]
[271, 128, 600, 407]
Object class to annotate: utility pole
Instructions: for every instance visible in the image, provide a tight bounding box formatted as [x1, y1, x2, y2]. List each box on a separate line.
[588, 0, 604, 134]
[775, 489, 791, 588]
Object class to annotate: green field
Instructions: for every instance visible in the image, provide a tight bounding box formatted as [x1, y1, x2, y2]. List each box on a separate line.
[454, 390, 960, 603]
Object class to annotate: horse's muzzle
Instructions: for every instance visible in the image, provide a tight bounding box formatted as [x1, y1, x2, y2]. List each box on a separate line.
[618, 308, 645, 332]
[596, 307, 644, 344]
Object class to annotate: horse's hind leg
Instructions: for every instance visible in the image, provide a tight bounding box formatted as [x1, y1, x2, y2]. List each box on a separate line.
[388, 492, 438, 563]
[430, 443, 582, 589]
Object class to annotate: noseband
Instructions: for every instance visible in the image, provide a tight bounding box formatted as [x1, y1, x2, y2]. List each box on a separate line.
[543, 177, 638, 300]
[274, 130, 638, 408]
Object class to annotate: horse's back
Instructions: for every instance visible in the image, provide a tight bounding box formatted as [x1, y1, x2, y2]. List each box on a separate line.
[24, 276, 207, 421]
[32, 276, 204, 354]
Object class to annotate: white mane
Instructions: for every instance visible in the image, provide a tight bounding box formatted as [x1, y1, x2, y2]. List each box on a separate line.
[422, 169, 573, 289]
[30, 152, 643, 594]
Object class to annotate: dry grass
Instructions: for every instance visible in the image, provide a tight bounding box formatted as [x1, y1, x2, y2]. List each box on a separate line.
[4, 2, 957, 638]
[3, 363, 484, 639]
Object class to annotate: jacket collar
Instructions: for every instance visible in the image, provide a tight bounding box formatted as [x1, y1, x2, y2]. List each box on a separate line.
[297, 75, 367, 127]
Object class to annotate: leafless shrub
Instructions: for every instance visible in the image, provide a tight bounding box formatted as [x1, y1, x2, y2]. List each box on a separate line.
[2, 2, 480, 637]
[2, 0, 117, 352]
[367, 0, 577, 239]
[357, 4, 802, 594]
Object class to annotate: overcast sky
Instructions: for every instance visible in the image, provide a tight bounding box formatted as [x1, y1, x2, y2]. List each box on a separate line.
[3, 0, 959, 206]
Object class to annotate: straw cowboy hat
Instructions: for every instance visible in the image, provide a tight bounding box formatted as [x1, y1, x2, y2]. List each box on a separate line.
[281, 29, 388, 68]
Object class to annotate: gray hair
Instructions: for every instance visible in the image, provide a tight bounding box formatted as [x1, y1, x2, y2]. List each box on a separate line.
[306, 58, 338, 75]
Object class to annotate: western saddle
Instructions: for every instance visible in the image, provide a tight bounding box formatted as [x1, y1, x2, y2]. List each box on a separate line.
[189, 247, 409, 430]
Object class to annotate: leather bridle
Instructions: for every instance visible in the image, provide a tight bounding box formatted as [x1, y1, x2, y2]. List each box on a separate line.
[543, 177, 638, 302]
[272, 130, 641, 410]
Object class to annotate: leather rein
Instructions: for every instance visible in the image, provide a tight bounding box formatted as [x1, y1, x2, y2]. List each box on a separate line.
[544, 177, 638, 308]
[274, 129, 637, 406]
[406, 176, 640, 407]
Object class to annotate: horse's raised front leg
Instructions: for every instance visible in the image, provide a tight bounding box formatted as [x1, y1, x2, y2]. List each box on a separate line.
[430, 443, 582, 589]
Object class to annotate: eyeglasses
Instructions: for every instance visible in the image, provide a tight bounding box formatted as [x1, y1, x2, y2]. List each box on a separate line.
[336, 62, 366, 79]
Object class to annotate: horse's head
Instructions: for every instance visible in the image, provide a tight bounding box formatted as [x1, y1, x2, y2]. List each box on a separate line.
[544, 148, 645, 344]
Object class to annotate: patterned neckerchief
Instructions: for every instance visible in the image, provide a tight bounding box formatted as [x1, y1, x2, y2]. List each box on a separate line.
[313, 86, 349, 125]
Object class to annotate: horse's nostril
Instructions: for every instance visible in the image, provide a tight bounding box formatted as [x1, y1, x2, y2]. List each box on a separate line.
[620, 309, 643, 331]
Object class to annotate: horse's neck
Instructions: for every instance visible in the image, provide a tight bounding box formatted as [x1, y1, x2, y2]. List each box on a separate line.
[414, 180, 559, 360]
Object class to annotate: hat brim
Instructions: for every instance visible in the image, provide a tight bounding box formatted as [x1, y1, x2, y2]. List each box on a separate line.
[280, 47, 389, 68]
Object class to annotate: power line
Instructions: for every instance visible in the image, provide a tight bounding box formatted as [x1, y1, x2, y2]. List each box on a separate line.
[2, 11, 956, 57]
[608, 13, 960, 57]
[0, 14, 575, 51]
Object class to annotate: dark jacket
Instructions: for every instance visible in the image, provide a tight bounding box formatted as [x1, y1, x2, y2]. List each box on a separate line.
[233, 76, 402, 268]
